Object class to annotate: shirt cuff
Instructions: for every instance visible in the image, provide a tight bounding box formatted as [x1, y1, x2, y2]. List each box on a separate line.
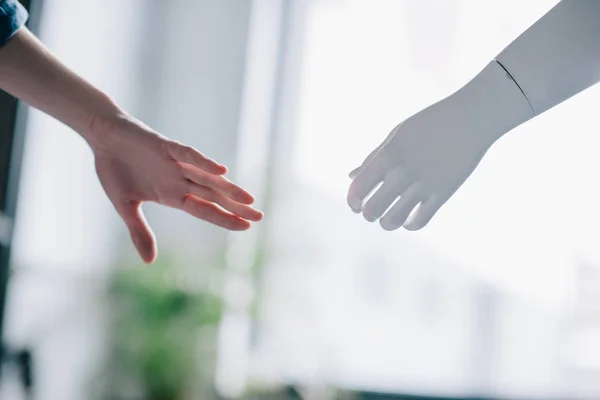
[0, 0, 28, 48]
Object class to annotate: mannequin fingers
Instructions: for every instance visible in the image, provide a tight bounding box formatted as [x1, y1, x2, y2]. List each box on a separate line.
[362, 170, 411, 221]
[404, 197, 444, 231]
[361, 184, 398, 222]
[379, 184, 422, 231]
[349, 166, 361, 179]
[347, 160, 386, 212]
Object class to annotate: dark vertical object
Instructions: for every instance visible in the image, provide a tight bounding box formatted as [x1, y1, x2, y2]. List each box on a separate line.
[0, 0, 43, 373]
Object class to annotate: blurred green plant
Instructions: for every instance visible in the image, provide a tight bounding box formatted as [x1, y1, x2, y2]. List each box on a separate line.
[95, 255, 223, 400]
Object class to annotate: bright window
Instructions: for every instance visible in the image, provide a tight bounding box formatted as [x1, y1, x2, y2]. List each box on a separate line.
[255, 0, 600, 397]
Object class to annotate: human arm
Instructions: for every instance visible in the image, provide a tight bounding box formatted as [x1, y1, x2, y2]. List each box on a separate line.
[0, 23, 263, 264]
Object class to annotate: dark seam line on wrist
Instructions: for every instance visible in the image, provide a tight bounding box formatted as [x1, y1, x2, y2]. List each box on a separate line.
[494, 59, 537, 116]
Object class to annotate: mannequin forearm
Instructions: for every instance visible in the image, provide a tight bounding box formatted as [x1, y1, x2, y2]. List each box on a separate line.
[0, 27, 123, 147]
[495, 0, 600, 115]
[452, 0, 600, 144]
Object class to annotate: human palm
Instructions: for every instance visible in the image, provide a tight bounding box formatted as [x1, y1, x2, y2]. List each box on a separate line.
[91, 115, 263, 263]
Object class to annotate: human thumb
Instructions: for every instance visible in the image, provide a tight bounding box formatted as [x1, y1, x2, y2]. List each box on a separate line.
[118, 201, 157, 264]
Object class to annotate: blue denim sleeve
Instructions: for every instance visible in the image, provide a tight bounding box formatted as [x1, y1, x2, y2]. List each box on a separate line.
[0, 0, 27, 48]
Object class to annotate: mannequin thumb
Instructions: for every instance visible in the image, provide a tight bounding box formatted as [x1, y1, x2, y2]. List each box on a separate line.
[349, 166, 361, 179]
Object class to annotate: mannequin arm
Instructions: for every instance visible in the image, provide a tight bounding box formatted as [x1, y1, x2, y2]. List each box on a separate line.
[495, 0, 600, 116]
[450, 0, 600, 145]
[347, 0, 600, 230]
[472, 0, 600, 125]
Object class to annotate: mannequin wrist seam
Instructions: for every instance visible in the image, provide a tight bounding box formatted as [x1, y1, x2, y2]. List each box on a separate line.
[493, 58, 536, 116]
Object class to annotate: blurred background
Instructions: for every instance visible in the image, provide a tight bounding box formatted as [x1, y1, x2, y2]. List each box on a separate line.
[1, 0, 600, 399]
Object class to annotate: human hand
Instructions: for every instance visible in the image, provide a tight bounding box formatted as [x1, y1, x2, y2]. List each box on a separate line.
[88, 114, 263, 264]
[0, 27, 263, 264]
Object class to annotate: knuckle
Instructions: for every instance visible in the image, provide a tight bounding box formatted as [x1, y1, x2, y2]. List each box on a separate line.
[179, 193, 194, 209]
[164, 139, 180, 155]
[173, 160, 186, 174]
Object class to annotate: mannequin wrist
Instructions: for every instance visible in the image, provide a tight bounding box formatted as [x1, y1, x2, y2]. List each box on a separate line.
[450, 61, 535, 146]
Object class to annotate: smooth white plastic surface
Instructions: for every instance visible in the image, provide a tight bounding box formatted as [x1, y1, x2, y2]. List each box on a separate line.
[347, 61, 533, 231]
[496, 0, 600, 116]
[348, 0, 600, 230]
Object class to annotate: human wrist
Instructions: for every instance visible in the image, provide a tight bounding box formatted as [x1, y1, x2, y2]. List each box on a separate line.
[77, 92, 130, 150]
[450, 61, 535, 146]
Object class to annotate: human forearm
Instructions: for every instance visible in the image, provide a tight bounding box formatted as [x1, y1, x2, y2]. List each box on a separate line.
[0, 20, 263, 263]
[0, 27, 124, 147]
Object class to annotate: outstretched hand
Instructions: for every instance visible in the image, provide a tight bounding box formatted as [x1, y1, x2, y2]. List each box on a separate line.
[347, 95, 495, 231]
[347, 61, 536, 231]
[89, 114, 263, 264]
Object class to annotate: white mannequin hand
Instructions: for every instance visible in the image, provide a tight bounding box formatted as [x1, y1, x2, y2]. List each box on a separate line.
[347, 0, 600, 231]
[347, 61, 534, 231]
[347, 99, 490, 231]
